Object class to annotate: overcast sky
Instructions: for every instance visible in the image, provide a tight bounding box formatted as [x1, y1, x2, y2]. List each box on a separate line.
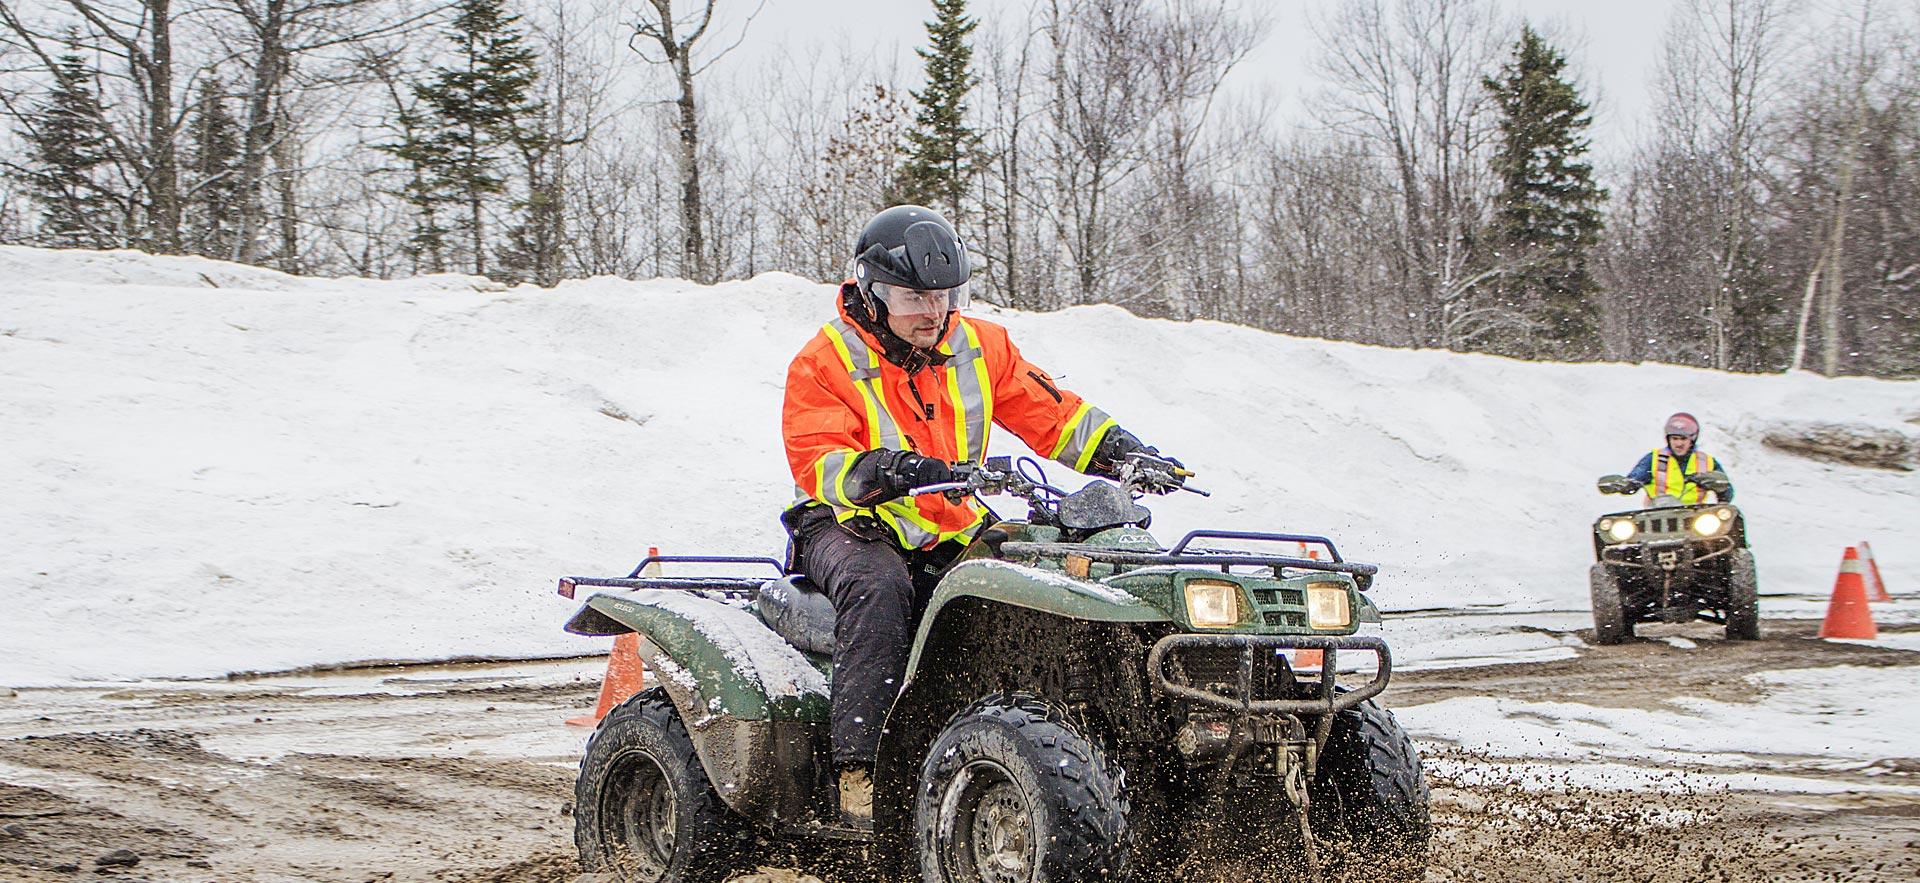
[708, 0, 1677, 161]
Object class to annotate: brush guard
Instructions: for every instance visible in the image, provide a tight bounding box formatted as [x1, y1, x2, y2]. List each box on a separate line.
[1147, 633, 1391, 883]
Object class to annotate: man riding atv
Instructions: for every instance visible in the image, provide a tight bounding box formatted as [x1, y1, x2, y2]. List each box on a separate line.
[1620, 412, 1735, 505]
[780, 204, 1182, 827]
[1591, 412, 1755, 642]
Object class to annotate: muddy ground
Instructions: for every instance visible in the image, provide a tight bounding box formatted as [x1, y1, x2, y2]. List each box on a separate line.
[2, 616, 1917, 882]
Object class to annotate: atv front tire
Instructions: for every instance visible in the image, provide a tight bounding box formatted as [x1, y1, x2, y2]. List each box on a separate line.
[915, 692, 1130, 883]
[575, 689, 742, 883]
[1310, 698, 1431, 883]
[1589, 563, 1632, 644]
[1726, 550, 1760, 641]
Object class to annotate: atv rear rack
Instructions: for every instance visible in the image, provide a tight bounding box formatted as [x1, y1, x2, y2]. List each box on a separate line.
[556, 555, 785, 599]
[1147, 634, 1392, 715]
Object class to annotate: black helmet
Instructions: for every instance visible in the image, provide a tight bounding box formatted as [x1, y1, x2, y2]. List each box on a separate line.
[852, 205, 973, 318]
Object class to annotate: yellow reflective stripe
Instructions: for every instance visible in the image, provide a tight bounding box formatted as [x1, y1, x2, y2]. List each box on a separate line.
[822, 323, 885, 449]
[941, 319, 992, 464]
[971, 341, 993, 449]
[1049, 403, 1117, 472]
[1050, 404, 1093, 459]
[827, 450, 858, 508]
[1073, 418, 1118, 472]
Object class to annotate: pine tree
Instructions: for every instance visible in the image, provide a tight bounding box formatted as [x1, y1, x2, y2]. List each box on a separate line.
[410, 0, 544, 277]
[184, 78, 243, 258]
[1484, 25, 1606, 360]
[12, 43, 120, 249]
[377, 96, 455, 274]
[894, 0, 981, 219]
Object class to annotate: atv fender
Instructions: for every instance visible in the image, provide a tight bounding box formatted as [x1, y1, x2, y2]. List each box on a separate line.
[901, 558, 1171, 680]
[567, 590, 829, 825]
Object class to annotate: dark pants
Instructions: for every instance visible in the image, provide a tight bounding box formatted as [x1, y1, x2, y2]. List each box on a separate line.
[791, 507, 960, 768]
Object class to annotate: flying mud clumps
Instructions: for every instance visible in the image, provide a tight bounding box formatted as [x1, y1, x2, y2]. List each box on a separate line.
[1423, 747, 1894, 882]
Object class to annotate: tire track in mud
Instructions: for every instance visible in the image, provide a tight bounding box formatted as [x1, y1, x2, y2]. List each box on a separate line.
[2, 622, 1918, 881]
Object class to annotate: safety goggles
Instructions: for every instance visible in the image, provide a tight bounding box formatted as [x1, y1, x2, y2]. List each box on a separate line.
[870, 280, 971, 316]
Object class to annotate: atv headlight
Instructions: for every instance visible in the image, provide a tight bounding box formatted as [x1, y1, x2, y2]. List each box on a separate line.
[1603, 518, 1637, 543]
[1691, 512, 1725, 537]
[1306, 585, 1352, 629]
[1183, 579, 1241, 629]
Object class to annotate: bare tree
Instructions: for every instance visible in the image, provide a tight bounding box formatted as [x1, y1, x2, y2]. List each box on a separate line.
[1126, 0, 1263, 320]
[1654, 0, 1796, 370]
[2, 0, 197, 253]
[1312, 0, 1508, 349]
[628, 0, 762, 283]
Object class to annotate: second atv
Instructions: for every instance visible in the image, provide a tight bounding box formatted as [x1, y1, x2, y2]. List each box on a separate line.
[1590, 470, 1758, 643]
[560, 454, 1430, 882]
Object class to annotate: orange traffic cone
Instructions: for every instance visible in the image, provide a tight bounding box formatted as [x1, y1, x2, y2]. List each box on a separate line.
[566, 547, 659, 727]
[1818, 546, 1878, 640]
[567, 632, 647, 727]
[1293, 649, 1325, 670]
[1859, 541, 1892, 602]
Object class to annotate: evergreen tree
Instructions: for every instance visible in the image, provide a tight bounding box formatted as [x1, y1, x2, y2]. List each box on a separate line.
[894, 0, 981, 219]
[379, 99, 456, 274]
[411, 0, 544, 277]
[12, 42, 120, 249]
[184, 78, 243, 258]
[1484, 25, 1606, 359]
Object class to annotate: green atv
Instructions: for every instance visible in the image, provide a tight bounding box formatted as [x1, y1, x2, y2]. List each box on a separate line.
[1590, 471, 1758, 644]
[559, 454, 1429, 882]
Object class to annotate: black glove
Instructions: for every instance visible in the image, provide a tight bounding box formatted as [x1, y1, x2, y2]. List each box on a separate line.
[1597, 475, 1639, 495]
[1688, 471, 1732, 495]
[1088, 428, 1160, 477]
[881, 450, 958, 495]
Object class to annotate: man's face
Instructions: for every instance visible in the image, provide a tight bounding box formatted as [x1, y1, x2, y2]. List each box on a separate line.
[885, 304, 945, 348]
[1668, 434, 1694, 456]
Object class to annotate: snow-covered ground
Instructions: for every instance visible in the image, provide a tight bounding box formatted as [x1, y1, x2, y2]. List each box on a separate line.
[4, 246, 1917, 685]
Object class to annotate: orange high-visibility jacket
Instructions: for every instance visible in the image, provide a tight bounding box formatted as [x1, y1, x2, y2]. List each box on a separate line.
[782, 288, 1119, 549]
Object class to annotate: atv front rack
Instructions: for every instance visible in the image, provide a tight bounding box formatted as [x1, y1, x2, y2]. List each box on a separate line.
[556, 555, 785, 600]
[1000, 529, 1378, 580]
[1147, 634, 1392, 715]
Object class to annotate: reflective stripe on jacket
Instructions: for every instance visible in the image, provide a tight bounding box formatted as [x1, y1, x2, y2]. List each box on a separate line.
[1644, 448, 1719, 505]
[782, 289, 1117, 549]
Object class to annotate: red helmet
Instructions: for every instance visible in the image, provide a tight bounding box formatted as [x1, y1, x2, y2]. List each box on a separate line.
[1663, 412, 1700, 442]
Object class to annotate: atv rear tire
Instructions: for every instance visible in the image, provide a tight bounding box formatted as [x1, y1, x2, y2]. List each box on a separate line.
[915, 692, 1130, 883]
[1589, 564, 1632, 644]
[1726, 550, 1760, 641]
[1309, 698, 1431, 883]
[575, 689, 743, 883]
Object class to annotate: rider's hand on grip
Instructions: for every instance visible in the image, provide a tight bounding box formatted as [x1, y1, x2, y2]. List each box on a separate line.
[885, 451, 958, 495]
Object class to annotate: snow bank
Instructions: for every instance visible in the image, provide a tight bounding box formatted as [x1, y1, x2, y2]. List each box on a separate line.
[4, 245, 1916, 684]
[1400, 665, 1920, 768]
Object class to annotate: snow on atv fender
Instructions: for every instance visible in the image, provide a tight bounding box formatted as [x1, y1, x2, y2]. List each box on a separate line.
[569, 589, 831, 823]
[569, 589, 829, 723]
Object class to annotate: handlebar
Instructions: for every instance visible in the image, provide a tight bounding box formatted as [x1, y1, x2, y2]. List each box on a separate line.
[907, 454, 1204, 501]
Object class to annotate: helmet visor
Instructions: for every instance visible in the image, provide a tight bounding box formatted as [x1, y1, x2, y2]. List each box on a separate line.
[871, 280, 970, 316]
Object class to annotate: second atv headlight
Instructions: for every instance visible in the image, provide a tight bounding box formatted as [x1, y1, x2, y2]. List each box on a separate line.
[1691, 511, 1727, 536]
[1603, 518, 1637, 543]
[1183, 579, 1241, 628]
[1306, 585, 1352, 629]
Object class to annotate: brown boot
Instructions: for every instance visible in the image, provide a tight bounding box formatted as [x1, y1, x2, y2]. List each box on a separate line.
[838, 765, 873, 829]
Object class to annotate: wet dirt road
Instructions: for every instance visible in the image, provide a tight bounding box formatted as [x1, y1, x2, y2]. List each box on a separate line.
[2, 614, 1917, 882]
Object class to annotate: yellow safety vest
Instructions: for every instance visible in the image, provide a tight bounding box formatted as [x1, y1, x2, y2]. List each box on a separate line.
[1644, 449, 1719, 505]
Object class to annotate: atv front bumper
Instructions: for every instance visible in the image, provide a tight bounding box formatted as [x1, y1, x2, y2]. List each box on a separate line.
[1599, 534, 1737, 574]
[1146, 634, 1391, 715]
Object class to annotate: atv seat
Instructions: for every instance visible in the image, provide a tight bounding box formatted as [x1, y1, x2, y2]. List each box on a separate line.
[755, 575, 836, 656]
